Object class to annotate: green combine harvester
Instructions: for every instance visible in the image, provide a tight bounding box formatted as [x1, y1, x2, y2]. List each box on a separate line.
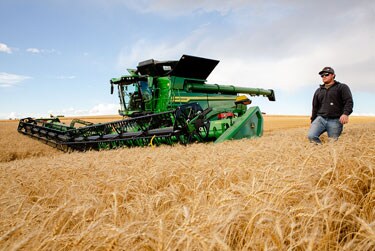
[17, 55, 275, 151]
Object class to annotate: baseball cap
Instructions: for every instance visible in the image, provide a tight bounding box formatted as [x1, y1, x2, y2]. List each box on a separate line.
[319, 67, 335, 75]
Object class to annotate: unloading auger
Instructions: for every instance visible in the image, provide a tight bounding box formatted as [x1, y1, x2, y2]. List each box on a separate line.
[17, 55, 275, 151]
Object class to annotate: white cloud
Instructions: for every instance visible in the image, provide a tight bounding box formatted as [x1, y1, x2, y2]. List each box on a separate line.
[117, 40, 190, 70]
[48, 103, 119, 117]
[117, 0, 375, 93]
[88, 103, 119, 115]
[121, 0, 252, 16]
[11, 104, 120, 120]
[120, 0, 375, 19]
[0, 43, 12, 54]
[117, 23, 212, 70]
[26, 48, 41, 54]
[26, 47, 59, 54]
[8, 112, 21, 120]
[0, 72, 31, 87]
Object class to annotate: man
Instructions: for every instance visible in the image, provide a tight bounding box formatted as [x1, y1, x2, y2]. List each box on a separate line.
[307, 67, 354, 144]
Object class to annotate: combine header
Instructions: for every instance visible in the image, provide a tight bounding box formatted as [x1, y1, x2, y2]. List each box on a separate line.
[18, 55, 275, 151]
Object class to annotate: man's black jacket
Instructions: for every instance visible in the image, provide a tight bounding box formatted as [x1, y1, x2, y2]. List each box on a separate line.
[311, 81, 353, 122]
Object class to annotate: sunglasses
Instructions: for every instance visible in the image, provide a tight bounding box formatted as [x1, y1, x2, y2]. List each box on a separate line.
[320, 73, 331, 77]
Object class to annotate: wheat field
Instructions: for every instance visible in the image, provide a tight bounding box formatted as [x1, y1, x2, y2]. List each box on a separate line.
[1, 116, 375, 250]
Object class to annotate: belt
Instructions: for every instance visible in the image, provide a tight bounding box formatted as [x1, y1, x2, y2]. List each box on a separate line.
[320, 116, 339, 119]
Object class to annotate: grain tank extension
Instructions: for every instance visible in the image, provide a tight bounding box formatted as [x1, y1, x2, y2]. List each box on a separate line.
[18, 55, 275, 151]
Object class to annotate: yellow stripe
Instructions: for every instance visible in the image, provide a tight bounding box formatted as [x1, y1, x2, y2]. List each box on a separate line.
[172, 96, 236, 102]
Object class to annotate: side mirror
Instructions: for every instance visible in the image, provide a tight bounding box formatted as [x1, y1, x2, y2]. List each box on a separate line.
[110, 83, 114, 94]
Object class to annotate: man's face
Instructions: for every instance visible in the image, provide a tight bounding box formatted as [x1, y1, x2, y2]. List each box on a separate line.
[320, 72, 334, 84]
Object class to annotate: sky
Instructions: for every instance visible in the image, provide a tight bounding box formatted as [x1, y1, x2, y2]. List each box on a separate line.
[0, 0, 374, 119]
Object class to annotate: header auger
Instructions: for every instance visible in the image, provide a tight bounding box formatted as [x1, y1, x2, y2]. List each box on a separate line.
[18, 55, 275, 151]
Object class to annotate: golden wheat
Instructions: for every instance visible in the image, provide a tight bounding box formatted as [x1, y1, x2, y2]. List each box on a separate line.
[0, 116, 374, 250]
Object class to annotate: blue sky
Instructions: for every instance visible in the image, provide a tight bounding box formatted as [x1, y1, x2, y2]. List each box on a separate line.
[1, 0, 374, 119]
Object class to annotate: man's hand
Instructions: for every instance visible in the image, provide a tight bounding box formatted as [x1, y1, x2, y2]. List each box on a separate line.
[340, 114, 349, 124]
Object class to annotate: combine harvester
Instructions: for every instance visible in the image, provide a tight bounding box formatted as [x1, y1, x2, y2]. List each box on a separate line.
[18, 55, 275, 151]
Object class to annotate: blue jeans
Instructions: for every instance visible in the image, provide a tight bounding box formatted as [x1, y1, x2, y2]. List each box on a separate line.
[307, 116, 343, 144]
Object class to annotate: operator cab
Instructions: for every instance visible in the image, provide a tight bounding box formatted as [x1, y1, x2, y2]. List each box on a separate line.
[110, 75, 153, 117]
[129, 80, 152, 111]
